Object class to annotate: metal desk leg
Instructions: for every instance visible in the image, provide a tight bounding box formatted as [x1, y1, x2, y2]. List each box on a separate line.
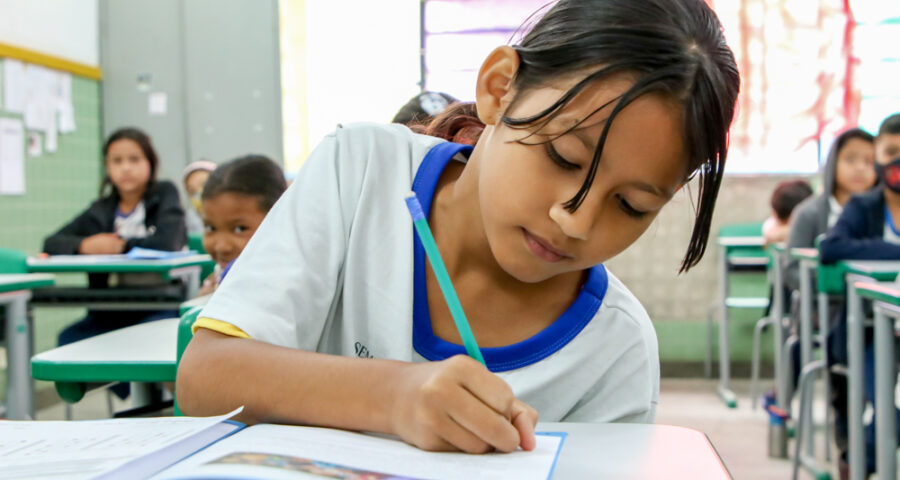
[873, 305, 897, 480]
[818, 292, 832, 461]
[1, 291, 34, 420]
[846, 274, 866, 480]
[799, 260, 815, 456]
[717, 244, 737, 408]
[171, 266, 202, 299]
[772, 251, 788, 412]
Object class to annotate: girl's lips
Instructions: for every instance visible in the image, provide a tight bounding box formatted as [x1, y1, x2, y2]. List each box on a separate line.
[522, 228, 570, 263]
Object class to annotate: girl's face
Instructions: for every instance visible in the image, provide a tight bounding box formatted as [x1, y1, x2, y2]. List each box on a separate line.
[473, 73, 689, 283]
[202, 192, 267, 268]
[106, 139, 152, 196]
[834, 137, 876, 196]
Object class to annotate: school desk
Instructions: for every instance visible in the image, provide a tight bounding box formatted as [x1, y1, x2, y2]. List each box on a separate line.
[853, 281, 900, 480]
[31, 317, 179, 408]
[26, 254, 214, 308]
[714, 234, 768, 408]
[0, 273, 54, 420]
[541, 421, 730, 479]
[841, 260, 900, 480]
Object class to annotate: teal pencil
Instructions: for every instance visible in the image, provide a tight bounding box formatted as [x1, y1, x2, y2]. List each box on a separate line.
[404, 192, 486, 366]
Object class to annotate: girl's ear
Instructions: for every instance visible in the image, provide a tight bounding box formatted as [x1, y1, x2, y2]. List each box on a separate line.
[475, 46, 519, 126]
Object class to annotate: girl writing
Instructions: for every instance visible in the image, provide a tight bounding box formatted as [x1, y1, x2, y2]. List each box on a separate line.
[178, 0, 740, 454]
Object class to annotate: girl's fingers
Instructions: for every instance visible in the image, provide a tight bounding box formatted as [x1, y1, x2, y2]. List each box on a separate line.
[432, 414, 494, 454]
[445, 384, 520, 453]
[510, 400, 538, 451]
[451, 356, 516, 417]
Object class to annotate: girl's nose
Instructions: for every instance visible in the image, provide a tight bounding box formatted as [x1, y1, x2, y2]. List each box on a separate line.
[549, 201, 595, 241]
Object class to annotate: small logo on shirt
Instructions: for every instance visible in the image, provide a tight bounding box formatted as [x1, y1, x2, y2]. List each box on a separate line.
[354, 342, 374, 359]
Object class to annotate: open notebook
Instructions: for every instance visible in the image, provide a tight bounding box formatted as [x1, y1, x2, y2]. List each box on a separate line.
[0, 408, 565, 480]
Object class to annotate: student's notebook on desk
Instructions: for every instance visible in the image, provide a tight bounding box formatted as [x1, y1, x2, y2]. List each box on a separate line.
[0, 408, 565, 480]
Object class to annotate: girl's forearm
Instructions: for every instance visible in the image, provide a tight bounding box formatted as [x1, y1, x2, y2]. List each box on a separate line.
[176, 328, 407, 432]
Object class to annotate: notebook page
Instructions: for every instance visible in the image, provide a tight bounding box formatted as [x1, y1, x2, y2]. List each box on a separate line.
[0, 408, 242, 480]
[154, 424, 563, 480]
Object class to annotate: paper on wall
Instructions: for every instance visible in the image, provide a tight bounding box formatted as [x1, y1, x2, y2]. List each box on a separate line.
[27, 132, 42, 157]
[45, 114, 58, 152]
[57, 72, 76, 133]
[148, 92, 168, 116]
[0, 118, 26, 195]
[3, 59, 27, 114]
[24, 64, 57, 132]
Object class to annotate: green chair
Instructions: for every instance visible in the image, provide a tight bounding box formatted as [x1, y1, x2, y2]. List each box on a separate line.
[705, 222, 769, 408]
[174, 306, 203, 416]
[0, 247, 27, 274]
[187, 233, 206, 254]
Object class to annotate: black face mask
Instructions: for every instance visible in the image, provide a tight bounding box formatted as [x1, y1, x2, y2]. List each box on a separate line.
[876, 157, 900, 194]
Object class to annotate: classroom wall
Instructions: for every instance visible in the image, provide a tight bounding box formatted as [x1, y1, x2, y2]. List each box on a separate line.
[0, 3, 103, 403]
[99, 0, 283, 185]
[0, 0, 99, 66]
[606, 174, 813, 373]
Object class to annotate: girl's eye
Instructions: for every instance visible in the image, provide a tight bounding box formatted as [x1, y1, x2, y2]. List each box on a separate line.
[204, 225, 215, 233]
[233, 226, 248, 234]
[617, 195, 648, 219]
[546, 144, 581, 171]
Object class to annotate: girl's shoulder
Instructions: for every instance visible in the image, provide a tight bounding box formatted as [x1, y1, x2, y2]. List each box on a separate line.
[324, 122, 445, 163]
[597, 268, 653, 332]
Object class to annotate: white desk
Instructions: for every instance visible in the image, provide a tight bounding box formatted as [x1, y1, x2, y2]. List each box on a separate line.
[539, 422, 730, 479]
[31, 317, 178, 406]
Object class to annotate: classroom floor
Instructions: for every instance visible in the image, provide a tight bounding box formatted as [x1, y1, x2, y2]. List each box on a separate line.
[32, 377, 858, 479]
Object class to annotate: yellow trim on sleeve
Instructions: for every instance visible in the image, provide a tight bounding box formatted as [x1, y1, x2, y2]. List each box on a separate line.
[193, 317, 251, 338]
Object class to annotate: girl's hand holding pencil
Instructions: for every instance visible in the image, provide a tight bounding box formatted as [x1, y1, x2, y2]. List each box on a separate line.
[390, 355, 538, 454]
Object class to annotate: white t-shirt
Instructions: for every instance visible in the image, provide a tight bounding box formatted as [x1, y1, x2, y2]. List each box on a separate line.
[828, 195, 843, 228]
[115, 201, 149, 239]
[200, 123, 660, 423]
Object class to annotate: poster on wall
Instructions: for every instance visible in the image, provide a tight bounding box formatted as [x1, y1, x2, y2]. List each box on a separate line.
[0, 118, 26, 195]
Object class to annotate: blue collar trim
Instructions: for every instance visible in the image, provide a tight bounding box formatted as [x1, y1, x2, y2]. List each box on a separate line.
[410, 141, 608, 372]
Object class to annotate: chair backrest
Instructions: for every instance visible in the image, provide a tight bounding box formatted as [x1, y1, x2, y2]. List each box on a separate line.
[815, 235, 844, 295]
[719, 222, 763, 238]
[187, 233, 206, 254]
[173, 305, 203, 416]
[0, 247, 27, 274]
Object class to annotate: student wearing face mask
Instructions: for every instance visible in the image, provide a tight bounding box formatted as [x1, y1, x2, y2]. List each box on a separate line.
[820, 113, 900, 477]
[183, 161, 218, 235]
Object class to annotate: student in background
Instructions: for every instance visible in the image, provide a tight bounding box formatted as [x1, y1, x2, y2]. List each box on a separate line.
[196, 155, 287, 296]
[785, 129, 876, 291]
[762, 179, 813, 246]
[43, 127, 186, 395]
[820, 114, 900, 476]
[392, 91, 459, 127]
[182, 160, 218, 235]
[780, 129, 875, 467]
[179, 0, 739, 454]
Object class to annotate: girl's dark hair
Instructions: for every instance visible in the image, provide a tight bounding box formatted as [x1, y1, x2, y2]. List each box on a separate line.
[770, 180, 813, 222]
[834, 128, 875, 151]
[425, 0, 740, 272]
[201, 154, 287, 213]
[100, 127, 159, 197]
[878, 113, 900, 137]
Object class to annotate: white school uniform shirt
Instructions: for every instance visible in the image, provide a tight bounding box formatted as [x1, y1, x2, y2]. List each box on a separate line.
[200, 122, 660, 423]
